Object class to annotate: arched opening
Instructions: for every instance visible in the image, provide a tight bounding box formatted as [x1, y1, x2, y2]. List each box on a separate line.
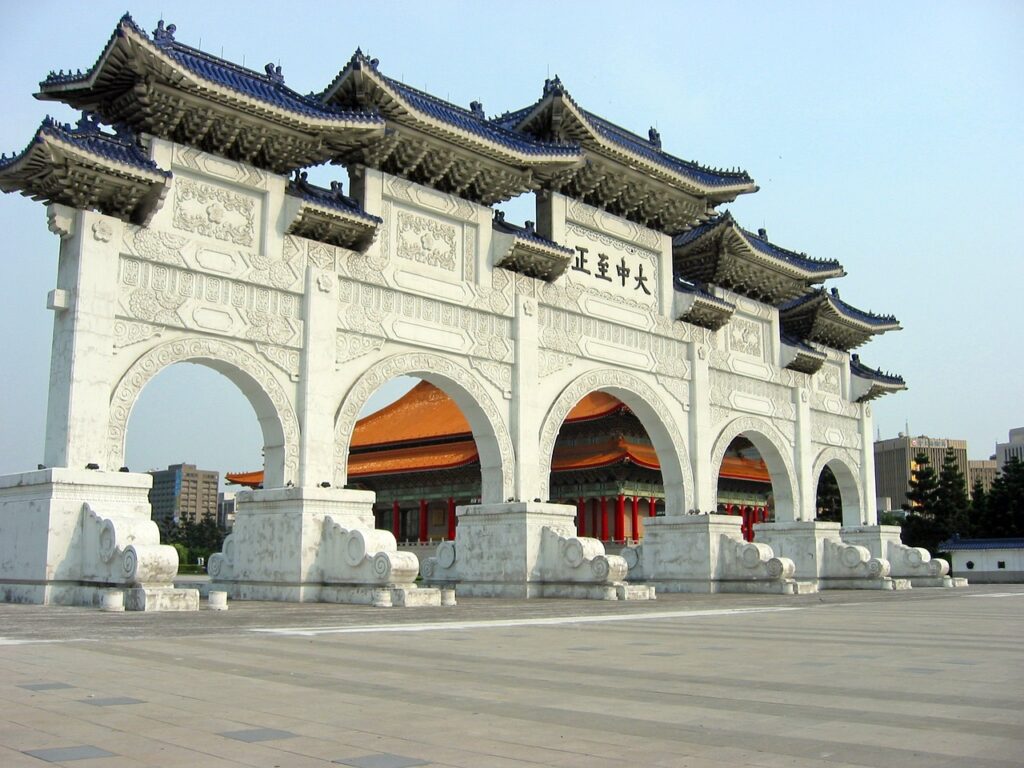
[332, 353, 515, 541]
[539, 371, 692, 540]
[550, 392, 665, 544]
[711, 419, 798, 536]
[715, 436, 774, 541]
[813, 452, 863, 527]
[343, 378, 485, 544]
[123, 361, 267, 566]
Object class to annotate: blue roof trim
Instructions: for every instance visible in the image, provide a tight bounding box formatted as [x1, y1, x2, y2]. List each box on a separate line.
[287, 173, 381, 223]
[674, 213, 844, 274]
[780, 333, 827, 356]
[493, 81, 752, 189]
[41, 15, 383, 125]
[673, 276, 733, 308]
[849, 354, 905, 386]
[780, 289, 899, 327]
[939, 535, 1024, 551]
[492, 212, 574, 254]
[0, 113, 168, 176]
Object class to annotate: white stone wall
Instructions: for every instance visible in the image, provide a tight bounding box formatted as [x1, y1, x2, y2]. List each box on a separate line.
[40, 139, 875, 526]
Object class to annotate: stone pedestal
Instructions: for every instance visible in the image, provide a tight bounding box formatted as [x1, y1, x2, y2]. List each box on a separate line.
[0, 468, 193, 609]
[421, 501, 653, 600]
[621, 514, 811, 594]
[208, 485, 439, 606]
[754, 521, 907, 590]
[841, 525, 960, 588]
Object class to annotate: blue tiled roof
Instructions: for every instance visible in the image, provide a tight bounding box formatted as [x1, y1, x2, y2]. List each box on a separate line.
[287, 173, 380, 223]
[493, 82, 752, 189]
[0, 114, 168, 176]
[780, 333, 826, 356]
[492, 212, 573, 253]
[939, 535, 1024, 551]
[849, 354, 905, 385]
[40, 15, 382, 125]
[674, 213, 844, 274]
[318, 53, 580, 159]
[780, 289, 899, 327]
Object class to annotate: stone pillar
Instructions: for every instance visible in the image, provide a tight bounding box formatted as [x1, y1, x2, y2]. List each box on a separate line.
[43, 206, 122, 471]
[649, 496, 656, 517]
[297, 265, 341, 489]
[447, 497, 456, 541]
[859, 404, 878, 525]
[600, 496, 609, 541]
[418, 499, 429, 542]
[512, 296, 541, 502]
[688, 342, 714, 513]
[791, 387, 814, 522]
[631, 496, 640, 541]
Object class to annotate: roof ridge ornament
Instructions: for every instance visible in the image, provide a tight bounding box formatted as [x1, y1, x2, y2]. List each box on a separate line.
[74, 111, 102, 135]
[264, 62, 284, 85]
[470, 100, 485, 119]
[152, 19, 176, 45]
[648, 127, 661, 149]
[543, 75, 565, 96]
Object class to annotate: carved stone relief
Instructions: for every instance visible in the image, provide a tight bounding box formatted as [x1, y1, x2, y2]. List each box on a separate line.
[396, 210, 458, 271]
[384, 175, 477, 222]
[811, 412, 862, 449]
[108, 337, 300, 483]
[173, 145, 267, 188]
[565, 198, 660, 250]
[709, 370, 796, 421]
[470, 358, 512, 399]
[172, 176, 256, 246]
[336, 332, 386, 368]
[728, 317, 764, 358]
[817, 363, 842, 395]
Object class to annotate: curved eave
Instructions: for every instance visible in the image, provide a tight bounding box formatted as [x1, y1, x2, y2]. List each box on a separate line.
[509, 93, 756, 200]
[39, 22, 385, 135]
[852, 378, 907, 402]
[286, 197, 380, 251]
[0, 128, 170, 223]
[733, 229, 846, 282]
[493, 232, 574, 282]
[673, 285, 735, 331]
[321, 63, 584, 170]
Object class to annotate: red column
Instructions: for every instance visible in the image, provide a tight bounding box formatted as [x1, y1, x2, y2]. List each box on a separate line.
[447, 497, 456, 541]
[649, 496, 657, 517]
[614, 494, 625, 542]
[419, 499, 429, 543]
[631, 496, 640, 542]
[577, 497, 586, 537]
[392, 500, 401, 541]
[600, 496, 609, 541]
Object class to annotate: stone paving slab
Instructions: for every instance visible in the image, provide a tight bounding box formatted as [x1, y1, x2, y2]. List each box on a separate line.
[1, 585, 1022, 767]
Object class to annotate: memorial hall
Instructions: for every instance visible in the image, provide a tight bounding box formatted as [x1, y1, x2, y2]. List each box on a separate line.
[0, 14, 959, 608]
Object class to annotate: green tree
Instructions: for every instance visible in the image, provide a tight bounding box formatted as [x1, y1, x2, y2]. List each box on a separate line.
[933, 448, 970, 542]
[816, 466, 842, 523]
[969, 477, 988, 537]
[984, 457, 1024, 538]
[901, 453, 940, 553]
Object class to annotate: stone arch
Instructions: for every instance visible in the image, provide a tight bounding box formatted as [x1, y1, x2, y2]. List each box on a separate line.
[333, 352, 514, 504]
[710, 416, 799, 521]
[108, 337, 299, 487]
[811, 446, 864, 527]
[538, 368, 693, 515]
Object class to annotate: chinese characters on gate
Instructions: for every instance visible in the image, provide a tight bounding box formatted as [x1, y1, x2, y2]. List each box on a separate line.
[571, 246, 651, 295]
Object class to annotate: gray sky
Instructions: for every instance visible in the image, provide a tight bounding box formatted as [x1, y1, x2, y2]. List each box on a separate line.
[0, 0, 1021, 483]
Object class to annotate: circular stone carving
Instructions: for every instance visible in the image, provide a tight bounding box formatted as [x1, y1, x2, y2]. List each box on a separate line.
[841, 545, 864, 569]
[907, 548, 924, 567]
[740, 543, 761, 569]
[121, 546, 139, 581]
[207, 552, 224, 579]
[372, 552, 392, 579]
[437, 541, 456, 569]
[766, 558, 785, 579]
[590, 557, 611, 580]
[621, 546, 640, 571]
[345, 530, 367, 567]
[98, 519, 117, 563]
[563, 538, 585, 568]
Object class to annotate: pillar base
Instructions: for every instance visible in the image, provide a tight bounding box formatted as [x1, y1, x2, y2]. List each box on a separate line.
[207, 485, 434, 606]
[422, 502, 653, 600]
[755, 521, 907, 590]
[841, 525, 961, 588]
[0, 468, 184, 607]
[621, 514, 812, 594]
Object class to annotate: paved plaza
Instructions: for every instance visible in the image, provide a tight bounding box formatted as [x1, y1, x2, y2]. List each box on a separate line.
[1, 586, 1022, 767]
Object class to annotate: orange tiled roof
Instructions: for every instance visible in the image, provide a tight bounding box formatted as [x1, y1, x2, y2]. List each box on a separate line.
[225, 382, 770, 486]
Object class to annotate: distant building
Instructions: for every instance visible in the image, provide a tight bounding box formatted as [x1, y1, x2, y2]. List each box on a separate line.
[148, 463, 219, 526]
[996, 428, 1024, 472]
[874, 435, 969, 508]
[968, 459, 998, 495]
[940, 536, 1024, 583]
[217, 491, 236, 531]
